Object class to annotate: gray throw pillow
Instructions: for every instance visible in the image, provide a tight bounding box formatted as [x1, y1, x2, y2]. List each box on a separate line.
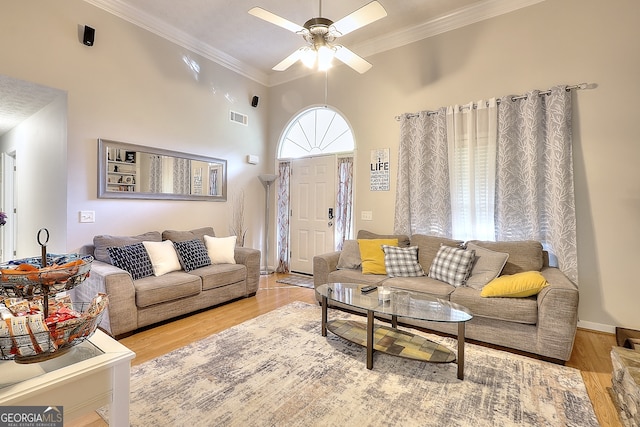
[466, 240, 543, 275]
[428, 245, 475, 287]
[337, 240, 362, 270]
[382, 245, 425, 277]
[464, 242, 509, 290]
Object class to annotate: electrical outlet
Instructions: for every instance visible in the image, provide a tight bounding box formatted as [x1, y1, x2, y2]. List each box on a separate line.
[80, 210, 95, 223]
[361, 211, 373, 221]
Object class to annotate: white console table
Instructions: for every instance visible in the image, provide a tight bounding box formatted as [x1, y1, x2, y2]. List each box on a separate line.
[0, 330, 135, 426]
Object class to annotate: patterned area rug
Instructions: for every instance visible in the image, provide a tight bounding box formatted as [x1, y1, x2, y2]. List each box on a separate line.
[275, 273, 314, 288]
[99, 302, 598, 426]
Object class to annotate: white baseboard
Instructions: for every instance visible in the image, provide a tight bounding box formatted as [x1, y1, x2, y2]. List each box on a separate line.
[577, 320, 616, 334]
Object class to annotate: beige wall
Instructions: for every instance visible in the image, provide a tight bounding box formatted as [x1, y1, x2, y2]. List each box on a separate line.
[267, 0, 640, 331]
[0, 1, 270, 255]
[1, 0, 637, 332]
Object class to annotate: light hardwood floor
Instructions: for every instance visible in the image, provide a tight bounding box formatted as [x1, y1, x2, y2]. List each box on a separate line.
[71, 273, 622, 426]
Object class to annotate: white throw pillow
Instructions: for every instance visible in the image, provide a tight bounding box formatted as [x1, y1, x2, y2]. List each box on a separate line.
[142, 240, 182, 276]
[204, 235, 237, 264]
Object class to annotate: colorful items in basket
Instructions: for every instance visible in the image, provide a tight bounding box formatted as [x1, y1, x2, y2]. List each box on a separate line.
[0, 254, 93, 298]
[0, 293, 108, 359]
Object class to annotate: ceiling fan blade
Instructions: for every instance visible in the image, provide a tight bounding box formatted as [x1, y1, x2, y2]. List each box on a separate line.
[332, 1, 387, 36]
[272, 48, 305, 71]
[248, 7, 305, 33]
[334, 46, 372, 74]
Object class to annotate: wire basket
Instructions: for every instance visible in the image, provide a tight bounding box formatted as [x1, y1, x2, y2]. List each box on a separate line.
[0, 254, 93, 299]
[0, 296, 108, 363]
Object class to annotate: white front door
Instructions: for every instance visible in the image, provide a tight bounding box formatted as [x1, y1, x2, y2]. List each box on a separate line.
[289, 155, 336, 274]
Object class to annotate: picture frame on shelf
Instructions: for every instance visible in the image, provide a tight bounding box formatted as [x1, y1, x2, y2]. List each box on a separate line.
[125, 151, 136, 163]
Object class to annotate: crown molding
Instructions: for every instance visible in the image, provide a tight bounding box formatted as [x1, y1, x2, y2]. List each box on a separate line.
[84, 0, 544, 88]
[83, 0, 270, 85]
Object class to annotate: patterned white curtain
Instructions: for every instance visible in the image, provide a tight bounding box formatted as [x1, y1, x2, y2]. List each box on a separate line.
[395, 85, 576, 282]
[394, 108, 451, 236]
[149, 155, 162, 193]
[335, 157, 354, 250]
[276, 161, 291, 273]
[495, 86, 577, 282]
[173, 158, 190, 194]
[446, 99, 498, 241]
[209, 168, 218, 196]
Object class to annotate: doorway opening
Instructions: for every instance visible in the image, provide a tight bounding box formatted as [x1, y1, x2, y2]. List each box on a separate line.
[276, 106, 355, 274]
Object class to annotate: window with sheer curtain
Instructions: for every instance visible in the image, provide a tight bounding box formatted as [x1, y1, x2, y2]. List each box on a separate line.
[395, 86, 577, 282]
[447, 99, 497, 241]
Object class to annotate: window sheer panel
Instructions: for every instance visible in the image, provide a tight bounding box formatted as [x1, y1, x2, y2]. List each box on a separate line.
[446, 99, 497, 241]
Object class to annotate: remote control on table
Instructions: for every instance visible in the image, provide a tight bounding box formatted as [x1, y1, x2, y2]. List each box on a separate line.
[361, 285, 377, 294]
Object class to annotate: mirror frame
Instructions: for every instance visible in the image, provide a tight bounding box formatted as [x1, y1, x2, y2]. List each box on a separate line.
[97, 139, 227, 201]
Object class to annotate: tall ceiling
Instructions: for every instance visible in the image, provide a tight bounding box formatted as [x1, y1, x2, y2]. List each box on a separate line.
[84, 0, 544, 86]
[0, 0, 543, 135]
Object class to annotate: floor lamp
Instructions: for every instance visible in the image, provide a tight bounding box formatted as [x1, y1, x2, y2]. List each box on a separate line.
[258, 174, 277, 275]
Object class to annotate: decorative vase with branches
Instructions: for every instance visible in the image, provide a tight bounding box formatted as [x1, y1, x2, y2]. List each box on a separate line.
[229, 190, 247, 247]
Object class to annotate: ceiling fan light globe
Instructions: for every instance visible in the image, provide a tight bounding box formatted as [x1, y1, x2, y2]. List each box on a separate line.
[317, 45, 335, 71]
[301, 48, 316, 68]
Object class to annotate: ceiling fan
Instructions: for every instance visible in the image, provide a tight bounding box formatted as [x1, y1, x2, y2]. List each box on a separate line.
[249, 1, 387, 74]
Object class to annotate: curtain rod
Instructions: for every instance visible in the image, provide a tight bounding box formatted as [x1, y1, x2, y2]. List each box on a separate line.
[394, 83, 588, 121]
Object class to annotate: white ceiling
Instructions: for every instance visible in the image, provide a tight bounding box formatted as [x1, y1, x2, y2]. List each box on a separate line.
[0, 0, 543, 136]
[83, 0, 544, 86]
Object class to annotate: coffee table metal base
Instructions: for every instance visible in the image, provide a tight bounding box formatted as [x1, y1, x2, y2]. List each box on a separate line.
[321, 295, 466, 379]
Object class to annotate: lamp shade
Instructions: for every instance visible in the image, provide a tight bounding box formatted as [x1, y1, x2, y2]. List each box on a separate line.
[258, 174, 278, 184]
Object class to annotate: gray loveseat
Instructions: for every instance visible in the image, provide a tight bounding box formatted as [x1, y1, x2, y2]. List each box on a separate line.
[72, 227, 260, 337]
[313, 230, 579, 362]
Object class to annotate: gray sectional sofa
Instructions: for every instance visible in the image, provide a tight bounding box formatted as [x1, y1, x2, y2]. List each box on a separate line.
[313, 230, 579, 362]
[72, 227, 260, 337]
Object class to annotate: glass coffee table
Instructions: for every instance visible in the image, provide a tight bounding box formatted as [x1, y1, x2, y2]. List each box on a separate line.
[316, 282, 473, 380]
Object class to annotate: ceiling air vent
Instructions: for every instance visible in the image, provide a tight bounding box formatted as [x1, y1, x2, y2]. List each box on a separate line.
[229, 110, 248, 126]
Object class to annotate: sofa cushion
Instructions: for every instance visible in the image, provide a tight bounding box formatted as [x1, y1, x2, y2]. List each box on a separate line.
[189, 263, 247, 291]
[162, 227, 215, 243]
[358, 239, 398, 275]
[481, 271, 548, 298]
[134, 271, 202, 307]
[428, 245, 475, 287]
[409, 235, 464, 272]
[94, 231, 161, 263]
[467, 240, 543, 275]
[336, 240, 362, 270]
[383, 276, 455, 299]
[107, 243, 154, 280]
[357, 230, 410, 247]
[142, 240, 182, 276]
[382, 245, 425, 277]
[204, 235, 237, 264]
[327, 269, 386, 286]
[450, 286, 538, 324]
[173, 239, 212, 272]
[464, 242, 509, 290]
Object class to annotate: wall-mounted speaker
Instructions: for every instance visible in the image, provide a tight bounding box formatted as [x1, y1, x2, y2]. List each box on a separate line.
[83, 26, 95, 46]
[251, 96, 259, 108]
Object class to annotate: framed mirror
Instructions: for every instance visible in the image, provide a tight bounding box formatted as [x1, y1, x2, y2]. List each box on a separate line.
[98, 139, 227, 201]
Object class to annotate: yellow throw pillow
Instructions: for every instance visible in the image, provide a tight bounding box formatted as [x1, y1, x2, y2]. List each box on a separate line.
[480, 271, 548, 298]
[358, 239, 398, 275]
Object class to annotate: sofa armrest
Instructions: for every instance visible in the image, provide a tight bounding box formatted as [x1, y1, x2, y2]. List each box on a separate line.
[536, 267, 580, 361]
[234, 247, 261, 295]
[72, 260, 138, 337]
[313, 251, 341, 289]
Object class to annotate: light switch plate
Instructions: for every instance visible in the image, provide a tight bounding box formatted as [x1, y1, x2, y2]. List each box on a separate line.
[80, 210, 95, 223]
[361, 211, 373, 221]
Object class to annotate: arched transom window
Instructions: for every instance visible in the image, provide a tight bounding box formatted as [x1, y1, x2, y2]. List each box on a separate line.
[278, 106, 354, 159]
